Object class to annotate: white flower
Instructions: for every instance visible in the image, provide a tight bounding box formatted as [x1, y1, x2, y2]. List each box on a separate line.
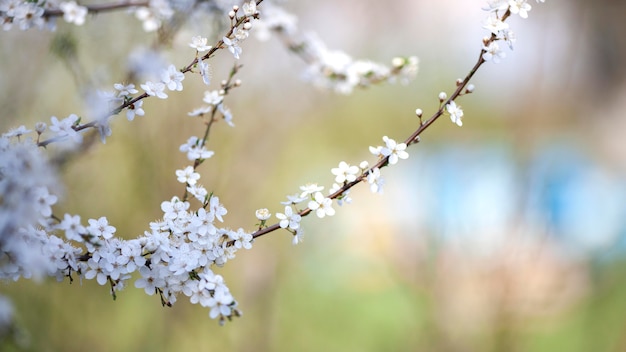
[292, 228, 304, 245]
[255, 208, 271, 221]
[135, 265, 166, 295]
[33, 186, 57, 217]
[209, 196, 227, 222]
[230, 228, 253, 250]
[501, 28, 516, 50]
[207, 286, 234, 320]
[199, 60, 211, 86]
[3, 125, 31, 138]
[308, 192, 335, 218]
[188, 106, 212, 117]
[176, 166, 200, 185]
[141, 81, 168, 99]
[281, 193, 307, 205]
[118, 241, 145, 273]
[12, 2, 45, 30]
[59, 1, 87, 26]
[276, 206, 301, 230]
[126, 100, 145, 121]
[369, 145, 383, 157]
[114, 83, 138, 97]
[84, 258, 109, 285]
[161, 64, 184, 91]
[299, 183, 324, 198]
[135, 6, 162, 32]
[508, 0, 531, 18]
[482, 41, 506, 63]
[380, 136, 408, 165]
[446, 101, 464, 127]
[233, 28, 249, 41]
[367, 168, 385, 194]
[87, 217, 116, 240]
[482, 0, 509, 12]
[49, 114, 82, 144]
[189, 208, 217, 239]
[179, 136, 214, 161]
[331, 161, 359, 183]
[187, 184, 208, 203]
[222, 36, 242, 59]
[203, 90, 223, 106]
[161, 197, 189, 222]
[242, 1, 257, 17]
[482, 14, 509, 35]
[59, 213, 85, 242]
[218, 104, 234, 127]
[189, 36, 211, 52]
[35, 122, 47, 134]
[329, 183, 351, 206]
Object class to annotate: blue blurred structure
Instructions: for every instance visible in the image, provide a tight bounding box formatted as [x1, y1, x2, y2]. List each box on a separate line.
[400, 143, 626, 259]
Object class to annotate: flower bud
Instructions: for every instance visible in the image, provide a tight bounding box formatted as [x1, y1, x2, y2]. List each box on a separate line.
[255, 208, 271, 221]
[35, 122, 47, 134]
[391, 57, 404, 67]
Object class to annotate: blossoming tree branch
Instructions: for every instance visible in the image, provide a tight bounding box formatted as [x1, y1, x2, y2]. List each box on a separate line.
[0, 0, 545, 327]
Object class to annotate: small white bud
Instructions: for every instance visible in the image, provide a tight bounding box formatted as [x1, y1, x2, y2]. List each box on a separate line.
[255, 208, 271, 221]
[35, 122, 47, 134]
[391, 57, 404, 67]
[415, 108, 423, 117]
[466, 84, 475, 93]
[228, 10, 236, 18]
[438, 92, 447, 102]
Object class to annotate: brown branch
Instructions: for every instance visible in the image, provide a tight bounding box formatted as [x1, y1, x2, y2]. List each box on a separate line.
[250, 20, 509, 241]
[37, 0, 264, 148]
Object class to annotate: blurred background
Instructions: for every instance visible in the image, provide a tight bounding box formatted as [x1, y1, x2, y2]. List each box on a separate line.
[2, 0, 626, 351]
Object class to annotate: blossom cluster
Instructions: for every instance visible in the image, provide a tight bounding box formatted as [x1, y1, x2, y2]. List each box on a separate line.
[0, 0, 54, 31]
[258, 136, 408, 245]
[481, 0, 545, 64]
[1, 132, 252, 324]
[0, 0, 547, 335]
[254, 2, 419, 94]
[0, 2, 260, 325]
[0, 0, 173, 32]
[436, 0, 545, 128]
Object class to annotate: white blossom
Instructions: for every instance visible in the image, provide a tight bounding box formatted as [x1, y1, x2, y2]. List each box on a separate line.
[308, 192, 335, 218]
[189, 36, 211, 52]
[446, 101, 464, 127]
[222, 36, 242, 59]
[59, 1, 87, 26]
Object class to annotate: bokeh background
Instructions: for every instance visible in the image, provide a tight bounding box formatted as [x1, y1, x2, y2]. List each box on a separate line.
[3, 0, 626, 351]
